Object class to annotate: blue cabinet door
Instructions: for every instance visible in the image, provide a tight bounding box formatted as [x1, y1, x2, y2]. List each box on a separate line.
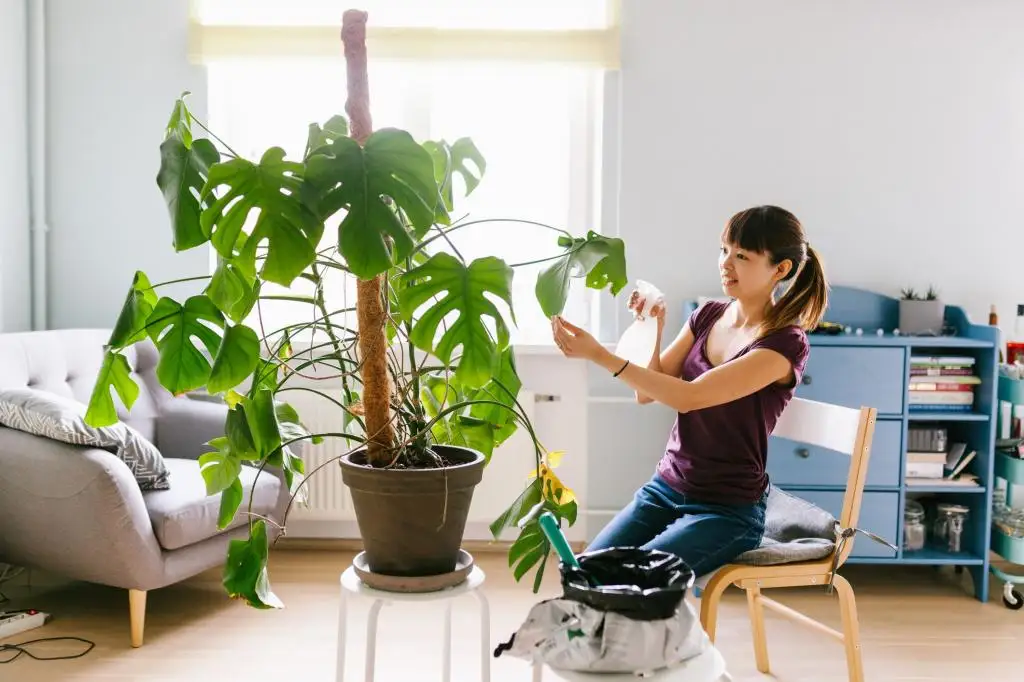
[787, 489, 898, 558]
[798, 347, 905, 415]
[767, 418, 902, 488]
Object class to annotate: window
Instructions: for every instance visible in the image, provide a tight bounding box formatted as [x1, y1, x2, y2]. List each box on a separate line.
[193, 1, 619, 345]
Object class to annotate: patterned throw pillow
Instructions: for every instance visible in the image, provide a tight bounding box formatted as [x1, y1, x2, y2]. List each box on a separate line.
[0, 388, 171, 490]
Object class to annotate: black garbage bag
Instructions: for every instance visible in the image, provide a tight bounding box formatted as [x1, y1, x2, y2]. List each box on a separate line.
[560, 546, 695, 621]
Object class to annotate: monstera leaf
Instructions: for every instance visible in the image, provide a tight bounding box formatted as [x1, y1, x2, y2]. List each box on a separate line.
[157, 137, 220, 252]
[208, 324, 261, 394]
[304, 115, 349, 159]
[305, 128, 446, 280]
[423, 137, 486, 210]
[535, 231, 628, 317]
[399, 253, 515, 388]
[200, 147, 324, 286]
[147, 295, 225, 395]
[165, 91, 194, 148]
[223, 520, 282, 609]
[466, 346, 522, 447]
[108, 270, 158, 348]
[84, 351, 139, 428]
[206, 257, 260, 324]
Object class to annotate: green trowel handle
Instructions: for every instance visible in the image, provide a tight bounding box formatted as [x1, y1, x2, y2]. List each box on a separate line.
[538, 512, 580, 570]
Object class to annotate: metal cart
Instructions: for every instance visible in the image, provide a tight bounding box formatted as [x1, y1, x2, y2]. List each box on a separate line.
[991, 372, 1024, 610]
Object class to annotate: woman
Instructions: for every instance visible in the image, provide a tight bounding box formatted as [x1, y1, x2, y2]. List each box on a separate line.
[551, 205, 829, 576]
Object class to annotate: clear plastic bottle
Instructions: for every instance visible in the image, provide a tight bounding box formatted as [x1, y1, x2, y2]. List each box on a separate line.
[615, 280, 665, 366]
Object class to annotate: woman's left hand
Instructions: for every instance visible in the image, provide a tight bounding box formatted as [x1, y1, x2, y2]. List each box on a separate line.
[551, 316, 606, 362]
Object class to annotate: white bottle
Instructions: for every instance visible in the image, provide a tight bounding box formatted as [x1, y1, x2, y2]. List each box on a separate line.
[614, 280, 665, 366]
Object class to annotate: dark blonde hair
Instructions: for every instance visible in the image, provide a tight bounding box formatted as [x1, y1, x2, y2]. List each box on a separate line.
[723, 205, 829, 333]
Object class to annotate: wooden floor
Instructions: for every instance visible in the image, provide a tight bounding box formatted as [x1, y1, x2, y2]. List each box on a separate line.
[1, 550, 1021, 681]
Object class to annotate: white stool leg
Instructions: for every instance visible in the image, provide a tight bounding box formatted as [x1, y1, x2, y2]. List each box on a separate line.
[365, 599, 384, 682]
[336, 583, 347, 682]
[474, 590, 491, 682]
[442, 601, 453, 682]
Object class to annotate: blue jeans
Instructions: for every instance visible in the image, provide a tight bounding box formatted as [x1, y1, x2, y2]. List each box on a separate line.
[587, 473, 767, 576]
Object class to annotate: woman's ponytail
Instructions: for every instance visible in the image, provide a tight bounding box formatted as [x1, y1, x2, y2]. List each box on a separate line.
[763, 245, 829, 333]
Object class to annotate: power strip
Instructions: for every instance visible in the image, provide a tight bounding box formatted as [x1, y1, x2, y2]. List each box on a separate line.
[0, 610, 50, 640]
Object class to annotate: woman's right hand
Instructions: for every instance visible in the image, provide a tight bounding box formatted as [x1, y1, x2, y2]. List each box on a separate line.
[628, 290, 666, 328]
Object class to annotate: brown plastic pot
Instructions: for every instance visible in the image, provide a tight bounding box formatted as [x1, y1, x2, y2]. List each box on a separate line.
[339, 445, 485, 576]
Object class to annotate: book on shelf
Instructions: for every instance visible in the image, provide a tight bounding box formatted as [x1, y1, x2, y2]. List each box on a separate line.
[908, 356, 979, 411]
[904, 443, 979, 486]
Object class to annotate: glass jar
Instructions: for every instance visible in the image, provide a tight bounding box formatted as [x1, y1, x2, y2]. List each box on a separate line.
[903, 500, 926, 552]
[934, 503, 970, 552]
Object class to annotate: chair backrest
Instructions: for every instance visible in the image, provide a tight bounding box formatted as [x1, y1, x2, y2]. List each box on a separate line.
[773, 397, 878, 564]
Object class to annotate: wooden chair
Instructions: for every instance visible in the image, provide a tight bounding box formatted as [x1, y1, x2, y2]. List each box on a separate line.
[697, 398, 879, 682]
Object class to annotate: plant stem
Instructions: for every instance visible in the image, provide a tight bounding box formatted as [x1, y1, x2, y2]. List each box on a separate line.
[143, 275, 212, 290]
[411, 217, 573, 257]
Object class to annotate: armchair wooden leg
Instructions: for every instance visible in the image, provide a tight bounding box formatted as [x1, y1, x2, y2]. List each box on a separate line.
[831, 575, 864, 682]
[129, 589, 147, 648]
[746, 586, 770, 673]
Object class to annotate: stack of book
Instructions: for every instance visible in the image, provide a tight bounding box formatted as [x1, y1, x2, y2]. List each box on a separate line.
[906, 436, 979, 487]
[909, 355, 980, 412]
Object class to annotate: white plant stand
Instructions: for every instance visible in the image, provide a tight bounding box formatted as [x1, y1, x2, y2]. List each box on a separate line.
[335, 564, 491, 682]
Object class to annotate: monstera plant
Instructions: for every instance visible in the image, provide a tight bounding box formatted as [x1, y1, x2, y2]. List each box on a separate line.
[84, 10, 627, 607]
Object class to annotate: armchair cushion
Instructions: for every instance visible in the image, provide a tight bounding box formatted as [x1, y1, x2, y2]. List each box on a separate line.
[0, 387, 171, 490]
[144, 458, 282, 550]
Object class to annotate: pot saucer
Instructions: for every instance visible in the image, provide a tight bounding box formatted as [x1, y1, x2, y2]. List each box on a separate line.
[352, 549, 474, 593]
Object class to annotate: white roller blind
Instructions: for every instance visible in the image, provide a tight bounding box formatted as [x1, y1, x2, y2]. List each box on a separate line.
[188, 0, 620, 66]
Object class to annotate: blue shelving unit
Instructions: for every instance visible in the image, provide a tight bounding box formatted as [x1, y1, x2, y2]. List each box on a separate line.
[684, 285, 999, 602]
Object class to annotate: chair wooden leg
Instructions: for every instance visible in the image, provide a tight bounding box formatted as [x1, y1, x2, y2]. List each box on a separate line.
[129, 589, 147, 648]
[832, 575, 864, 682]
[746, 586, 770, 674]
[699, 572, 732, 642]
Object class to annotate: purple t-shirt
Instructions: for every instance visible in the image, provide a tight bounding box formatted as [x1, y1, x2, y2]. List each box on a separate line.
[656, 300, 810, 505]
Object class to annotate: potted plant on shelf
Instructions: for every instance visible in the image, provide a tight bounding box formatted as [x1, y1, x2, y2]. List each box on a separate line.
[899, 285, 945, 336]
[83, 10, 627, 607]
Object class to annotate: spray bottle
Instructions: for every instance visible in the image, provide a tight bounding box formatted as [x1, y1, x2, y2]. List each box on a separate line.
[614, 280, 665, 366]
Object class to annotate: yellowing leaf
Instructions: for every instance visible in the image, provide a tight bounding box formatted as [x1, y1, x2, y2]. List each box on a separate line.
[546, 450, 565, 469]
[528, 463, 576, 506]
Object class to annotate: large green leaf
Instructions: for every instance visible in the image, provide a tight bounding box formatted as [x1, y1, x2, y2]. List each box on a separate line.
[201, 147, 324, 286]
[208, 324, 260, 394]
[218, 478, 244, 529]
[108, 271, 158, 348]
[207, 257, 260, 324]
[157, 137, 220, 252]
[84, 351, 139, 428]
[305, 128, 447, 279]
[466, 347, 522, 447]
[423, 137, 486, 210]
[198, 442, 243, 496]
[147, 295, 225, 395]
[489, 477, 543, 539]
[399, 253, 515, 388]
[535, 231, 628, 317]
[223, 520, 283, 609]
[304, 115, 349, 159]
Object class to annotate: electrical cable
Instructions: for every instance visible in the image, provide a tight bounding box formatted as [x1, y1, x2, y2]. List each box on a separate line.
[0, 636, 95, 663]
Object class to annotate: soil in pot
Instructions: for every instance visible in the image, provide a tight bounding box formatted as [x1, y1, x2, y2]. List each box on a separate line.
[339, 444, 485, 577]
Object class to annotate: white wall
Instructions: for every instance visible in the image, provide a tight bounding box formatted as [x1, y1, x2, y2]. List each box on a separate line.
[0, 0, 30, 332]
[46, 0, 209, 329]
[616, 0, 1024, 345]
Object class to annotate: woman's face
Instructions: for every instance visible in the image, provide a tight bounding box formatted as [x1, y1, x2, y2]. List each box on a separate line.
[718, 241, 790, 300]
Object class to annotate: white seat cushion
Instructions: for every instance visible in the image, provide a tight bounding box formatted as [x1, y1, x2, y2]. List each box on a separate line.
[144, 458, 281, 550]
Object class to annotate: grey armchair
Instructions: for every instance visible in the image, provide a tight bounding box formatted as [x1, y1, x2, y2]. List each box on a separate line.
[0, 329, 289, 646]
